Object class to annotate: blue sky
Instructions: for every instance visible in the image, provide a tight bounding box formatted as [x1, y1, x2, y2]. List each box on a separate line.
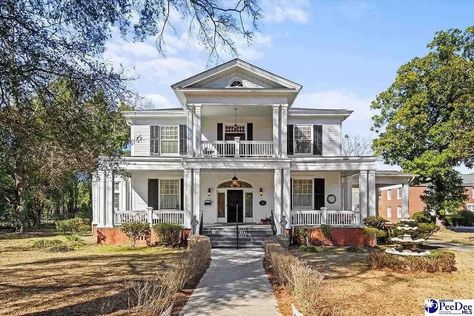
[104, 0, 473, 171]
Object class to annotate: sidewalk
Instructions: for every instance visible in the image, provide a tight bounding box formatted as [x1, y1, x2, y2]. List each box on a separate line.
[180, 248, 280, 316]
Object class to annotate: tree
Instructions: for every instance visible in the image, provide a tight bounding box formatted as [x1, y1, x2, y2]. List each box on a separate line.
[371, 27, 474, 216]
[342, 134, 372, 156]
[1, 0, 261, 231]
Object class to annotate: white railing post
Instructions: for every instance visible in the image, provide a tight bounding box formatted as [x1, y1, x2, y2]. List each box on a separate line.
[321, 207, 328, 225]
[147, 207, 153, 227]
[234, 137, 240, 157]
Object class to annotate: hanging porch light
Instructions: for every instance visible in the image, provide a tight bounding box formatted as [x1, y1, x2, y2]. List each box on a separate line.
[231, 170, 240, 188]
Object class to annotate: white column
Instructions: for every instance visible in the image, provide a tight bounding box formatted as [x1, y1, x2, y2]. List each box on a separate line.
[193, 105, 202, 156]
[280, 104, 288, 158]
[105, 171, 114, 227]
[282, 168, 291, 229]
[358, 171, 368, 221]
[273, 169, 282, 234]
[186, 106, 194, 156]
[184, 169, 193, 228]
[92, 173, 99, 225]
[192, 169, 201, 225]
[97, 170, 105, 227]
[402, 182, 409, 218]
[272, 105, 280, 158]
[345, 175, 353, 211]
[368, 170, 376, 216]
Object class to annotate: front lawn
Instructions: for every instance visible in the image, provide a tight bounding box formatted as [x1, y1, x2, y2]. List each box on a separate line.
[430, 228, 474, 245]
[0, 232, 183, 315]
[292, 247, 474, 315]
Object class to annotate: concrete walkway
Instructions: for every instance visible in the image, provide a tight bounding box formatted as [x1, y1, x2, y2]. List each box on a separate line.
[425, 239, 474, 252]
[180, 248, 280, 316]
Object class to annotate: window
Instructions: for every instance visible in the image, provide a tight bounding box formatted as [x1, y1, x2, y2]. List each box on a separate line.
[159, 179, 180, 209]
[467, 204, 474, 212]
[397, 188, 401, 199]
[397, 206, 402, 218]
[150, 126, 160, 154]
[230, 80, 243, 87]
[386, 207, 392, 218]
[245, 192, 253, 217]
[294, 125, 312, 154]
[113, 182, 120, 211]
[160, 126, 179, 154]
[293, 179, 313, 209]
[387, 189, 392, 200]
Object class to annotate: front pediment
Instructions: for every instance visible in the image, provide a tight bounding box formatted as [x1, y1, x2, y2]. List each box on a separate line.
[172, 58, 301, 91]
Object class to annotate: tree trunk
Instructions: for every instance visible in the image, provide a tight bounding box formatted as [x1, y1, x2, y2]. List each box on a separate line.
[14, 169, 27, 233]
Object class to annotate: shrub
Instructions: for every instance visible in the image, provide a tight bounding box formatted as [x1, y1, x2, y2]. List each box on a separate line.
[320, 224, 331, 240]
[363, 227, 387, 239]
[294, 226, 310, 246]
[153, 223, 183, 247]
[47, 244, 74, 253]
[367, 250, 456, 272]
[32, 239, 64, 249]
[446, 211, 474, 226]
[120, 222, 151, 247]
[415, 222, 439, 239]
[56, 218, 90, 234]
[411, 211, 434, 224]
[265, 238, 325, 315]
[346, 246, 366, 253]
[363, 216, 388, 229]
[127, 235, 211, 315]
[65, 234, 85, 248]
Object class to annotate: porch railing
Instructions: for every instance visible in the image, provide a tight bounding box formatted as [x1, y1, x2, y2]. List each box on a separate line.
[291, 209, 360, 226]
[201, 139, 273, 157]
[114, 209, 185, 226]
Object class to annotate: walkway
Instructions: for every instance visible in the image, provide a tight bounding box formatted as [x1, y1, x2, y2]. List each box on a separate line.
[180, 248, 280, 316]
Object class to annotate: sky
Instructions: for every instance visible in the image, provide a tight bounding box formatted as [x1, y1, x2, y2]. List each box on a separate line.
[104, 0, 473, 172]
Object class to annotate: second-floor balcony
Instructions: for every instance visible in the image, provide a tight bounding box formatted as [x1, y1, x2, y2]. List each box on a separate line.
[201, 137, 274, 158]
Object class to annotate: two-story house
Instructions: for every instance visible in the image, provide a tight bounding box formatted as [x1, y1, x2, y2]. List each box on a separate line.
[91, 59, 412, 246]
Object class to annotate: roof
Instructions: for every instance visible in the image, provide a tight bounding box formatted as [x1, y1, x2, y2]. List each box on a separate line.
[462, 173, 474, 185]
[289, 108, 353, 118]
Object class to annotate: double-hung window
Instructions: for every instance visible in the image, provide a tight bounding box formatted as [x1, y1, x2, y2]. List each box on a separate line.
[113, 182, 120, 211]
[160, 126, 179, 154]
[159, 179, 180, 209]
[292, 179, 313, 209]
[397, 188, 402, 199]
[294, 125, 312, 154]
[387, 189, 392, 200]
[386, 207, 392, 218]
[397, 206, 402, 218]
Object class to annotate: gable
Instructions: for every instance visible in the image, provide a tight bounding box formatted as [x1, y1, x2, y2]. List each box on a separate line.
[172, 58, 301, 91]
[186, 67, 285, 89]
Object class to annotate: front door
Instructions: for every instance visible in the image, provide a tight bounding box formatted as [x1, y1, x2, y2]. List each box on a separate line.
[227, 190, 244, 223]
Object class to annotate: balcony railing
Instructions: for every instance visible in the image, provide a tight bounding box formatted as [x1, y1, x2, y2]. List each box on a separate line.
[114, 208, 185, 226]
[201, 138, 274, 157]
[291, 208, 360, 226]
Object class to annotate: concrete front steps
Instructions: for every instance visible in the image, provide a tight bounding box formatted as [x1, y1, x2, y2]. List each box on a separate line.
[201, 224, 274, 248]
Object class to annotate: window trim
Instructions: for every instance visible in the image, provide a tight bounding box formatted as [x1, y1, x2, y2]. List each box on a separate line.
[396, 206, 402, 218]
[387, 189, 392, 201]
[396, 187, 402, 200]
[292, 178, 314, 210]
[158, 125, 180, 156]
[223, 123, 247, 140]
[158, 178, 181, 210]
[386, 206, 392, 218]
[466, 204, 474, 212]
[293, 125, 313, 155]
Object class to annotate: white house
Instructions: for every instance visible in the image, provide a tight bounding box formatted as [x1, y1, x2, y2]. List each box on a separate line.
[91, 59, 412, 245]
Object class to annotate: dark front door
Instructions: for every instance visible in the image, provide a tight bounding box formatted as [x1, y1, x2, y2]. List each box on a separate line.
[227, 190, 244, 223]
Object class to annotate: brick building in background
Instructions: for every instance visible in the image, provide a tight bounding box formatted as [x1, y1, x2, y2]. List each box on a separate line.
[378, 174, 474, 223]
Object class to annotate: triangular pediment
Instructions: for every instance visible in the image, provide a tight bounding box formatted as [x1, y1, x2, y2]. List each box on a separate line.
[171, 58, 302, 91]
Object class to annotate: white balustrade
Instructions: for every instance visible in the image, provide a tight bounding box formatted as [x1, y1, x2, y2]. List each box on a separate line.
[291, 209, 360, 226]
[114, 210, 184, 226]
[201, 140, 274, 157]
[152, 210, 185, 225]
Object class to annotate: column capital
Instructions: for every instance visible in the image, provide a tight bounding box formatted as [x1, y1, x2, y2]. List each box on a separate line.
[274, 168, 282, 175]
[272, 104, 280, 111]
[280, 103, 288, 109]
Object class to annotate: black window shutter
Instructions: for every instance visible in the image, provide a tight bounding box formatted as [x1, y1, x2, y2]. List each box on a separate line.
[148, 179, 159, 210]
[217, 123, 223, 140]
[287, 125, 294, 155]
[314, 178, 325, 210]
[247, 123, 253, 141]
[290, 178, 293, 210]
[150, 126, 160, 155]
[313, 125, 322, 155]
[150, 126, 155, 154]
[179, 125, 187, 155]
[180, 178, 184, 210]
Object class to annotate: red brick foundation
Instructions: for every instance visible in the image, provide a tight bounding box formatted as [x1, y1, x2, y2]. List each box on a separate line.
[94, 226, 190, 246]
[305, 227, 375, 247]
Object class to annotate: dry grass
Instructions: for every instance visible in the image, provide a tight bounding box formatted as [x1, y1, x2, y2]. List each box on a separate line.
[0, 232, 183, 315]
[430, 228, 474, 245]
[294, 247, 474, 316]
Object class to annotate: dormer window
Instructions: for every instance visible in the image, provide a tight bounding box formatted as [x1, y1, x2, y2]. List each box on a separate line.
[230, 80, 244, 87]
